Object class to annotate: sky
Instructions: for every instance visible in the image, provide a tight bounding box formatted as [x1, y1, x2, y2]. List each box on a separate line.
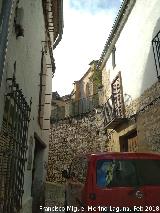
[52, 0, 122, 96]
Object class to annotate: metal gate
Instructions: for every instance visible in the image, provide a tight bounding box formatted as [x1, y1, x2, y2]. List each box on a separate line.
[0, 76, 31, 213]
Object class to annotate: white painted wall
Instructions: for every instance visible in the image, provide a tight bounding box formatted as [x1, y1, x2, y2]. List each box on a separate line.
[0, 0, 53, 212]
[105, 0, 160, 100]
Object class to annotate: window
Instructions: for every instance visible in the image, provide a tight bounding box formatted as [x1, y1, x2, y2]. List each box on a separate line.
[97, 160, 117, 187]
[103, 72, 125, 128]
[112, 46, 116, 69]
[0, 77, 31, 212]
[135, 159, 160, 186]
[14, 7, 24, 37]
[96, 159, 160, 188]
[111, 71, 125, 117]
[152, 31, 160, 80]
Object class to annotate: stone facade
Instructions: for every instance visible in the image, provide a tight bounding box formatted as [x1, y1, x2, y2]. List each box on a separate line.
[47, 109, 107, 183]
[0, 0, 63, 212]
[45, 182, 65, 208]
[134, 82, 160, 152]
[106, 81, 160, 153]
[47, 80, 160, 184]
[47, 0, 160, 190]
[95, 0, 160, 154]
[48, 61, 110, 184]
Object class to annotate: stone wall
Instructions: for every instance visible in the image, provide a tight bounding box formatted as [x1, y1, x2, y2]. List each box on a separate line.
[137, 102, 160, 152]
[126, 81, 160, 152]
[45, 182, 65, 207]
[47, 109, 107, 183]
[48, 81, 160, 184]
[106, 81, 160, 153]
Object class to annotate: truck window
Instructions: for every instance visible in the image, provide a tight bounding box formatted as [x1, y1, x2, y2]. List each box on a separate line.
[96, 159, 137, 187]
[96, 159, 160, 188]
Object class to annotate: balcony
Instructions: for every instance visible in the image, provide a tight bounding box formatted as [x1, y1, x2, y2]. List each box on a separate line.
[103, 96, 126, 129]
[152, 30, 160, 80]
[71, 93, 99, 117]
[50, 93, 99, 123]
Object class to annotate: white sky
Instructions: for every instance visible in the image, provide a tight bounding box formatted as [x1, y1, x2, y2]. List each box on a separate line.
[52, 0, 122, 96]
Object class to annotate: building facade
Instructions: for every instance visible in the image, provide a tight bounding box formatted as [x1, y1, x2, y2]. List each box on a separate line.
[50, 60, 109, 121]
[48, 61, 110, 183]
[98, 0, 160, 153]
[0, 0, 63, 212]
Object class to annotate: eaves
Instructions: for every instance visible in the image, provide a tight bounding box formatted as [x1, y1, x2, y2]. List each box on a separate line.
[97, 0, 136, 71]
[51, 0, 64, 49]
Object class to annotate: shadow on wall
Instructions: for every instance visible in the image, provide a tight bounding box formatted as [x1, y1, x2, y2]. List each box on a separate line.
[137, 17, 160, 152]
[140, 17, 160, 94]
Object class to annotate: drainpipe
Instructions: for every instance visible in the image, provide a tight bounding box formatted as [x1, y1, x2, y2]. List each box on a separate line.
[0, 0, 14, 87]
[53, 0, 63, 50]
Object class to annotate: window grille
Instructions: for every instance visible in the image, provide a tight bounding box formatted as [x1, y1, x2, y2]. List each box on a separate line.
[103, 72, 125, 128]
[0, 76, 31, 213]
[152, 31, 160, 80]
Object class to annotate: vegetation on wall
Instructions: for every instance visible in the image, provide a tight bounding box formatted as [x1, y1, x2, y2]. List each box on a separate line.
[90, 69, 102, 94]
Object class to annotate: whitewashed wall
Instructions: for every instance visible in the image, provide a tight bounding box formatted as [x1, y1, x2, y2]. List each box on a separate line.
[105, 0, 160, 100]
[0, 0, 52, 212]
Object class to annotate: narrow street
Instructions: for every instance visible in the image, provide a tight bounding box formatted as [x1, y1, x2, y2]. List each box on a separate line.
[0, 0, 160, 213]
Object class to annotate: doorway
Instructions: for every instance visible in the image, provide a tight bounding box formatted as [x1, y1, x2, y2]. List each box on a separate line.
[32, 132, 46, 213]
[120, 131, 138, 152]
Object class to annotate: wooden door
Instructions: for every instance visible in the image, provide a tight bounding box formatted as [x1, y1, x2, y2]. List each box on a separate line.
[128, 132, 138, 152]
[120, 131, 138, 152]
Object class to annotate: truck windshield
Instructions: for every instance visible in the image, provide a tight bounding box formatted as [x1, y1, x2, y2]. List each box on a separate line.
[96, 159, 160, 188]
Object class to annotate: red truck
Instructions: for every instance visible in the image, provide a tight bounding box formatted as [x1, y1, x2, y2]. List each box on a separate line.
[62, 152, 160, 212]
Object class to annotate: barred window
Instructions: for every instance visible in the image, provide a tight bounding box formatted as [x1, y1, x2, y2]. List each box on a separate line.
[152, 31, 160, 80]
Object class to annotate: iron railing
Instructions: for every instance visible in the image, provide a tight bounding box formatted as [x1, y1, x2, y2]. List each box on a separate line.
[71, 94, 99, 116]
[51, 93, 99, 122]
[0, 76, 31, 213]
[103, 96, 115, 125]
[103, 95, 126, 129]
[152, 30, 160, 80]
[103, 72, 126, 129]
